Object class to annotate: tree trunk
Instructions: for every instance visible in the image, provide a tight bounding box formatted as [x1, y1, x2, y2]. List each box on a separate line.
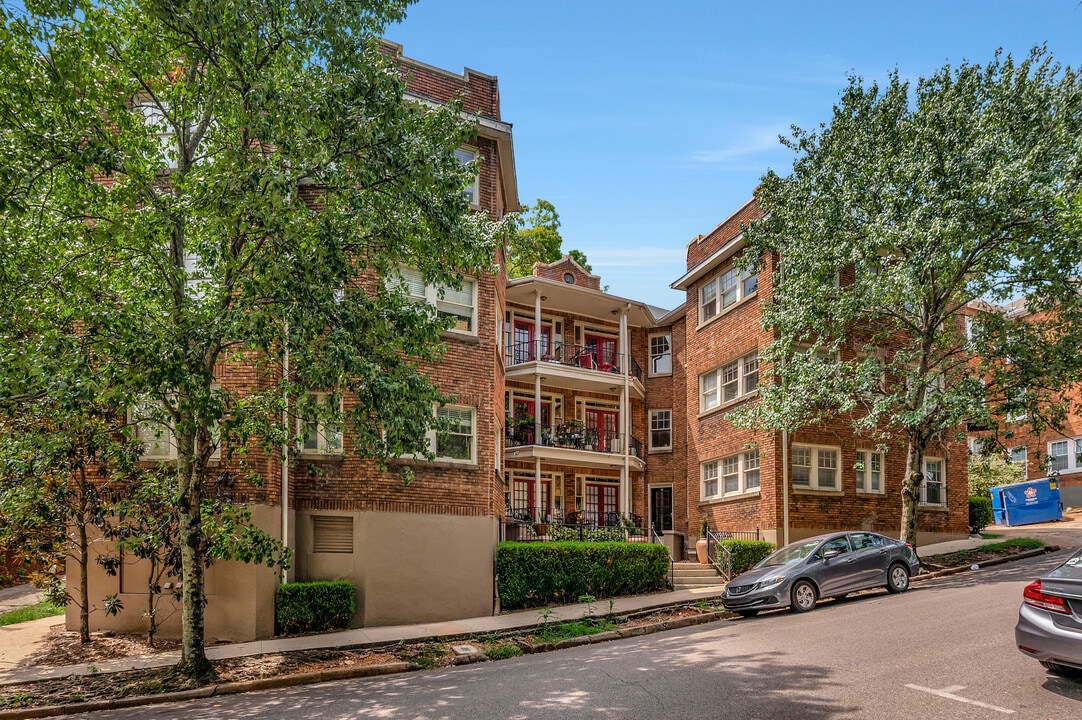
[899, 437, 924, 551]
[76, 519, 90, 644]
[175, 436, 214, 682]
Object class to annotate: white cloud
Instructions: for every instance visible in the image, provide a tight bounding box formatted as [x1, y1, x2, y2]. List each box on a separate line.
[690, 126, 788, 164]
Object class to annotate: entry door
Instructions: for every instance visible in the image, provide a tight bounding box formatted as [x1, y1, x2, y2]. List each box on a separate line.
[585, 482, 619, 526]
[512, 478, 550, 517]
[584, 334, 618, 371]
[650, 487, 673, 533]
[513, 321, 551, 362]
[585, 408, 619, 452]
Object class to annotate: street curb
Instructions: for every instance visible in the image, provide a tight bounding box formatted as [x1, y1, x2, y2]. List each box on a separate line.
[0, 662, 415, 720]
[912, 545, 1060, 582]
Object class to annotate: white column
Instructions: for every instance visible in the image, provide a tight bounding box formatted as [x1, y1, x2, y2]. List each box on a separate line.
[620, 306, 630, 516]
[534, 290, 543, 518]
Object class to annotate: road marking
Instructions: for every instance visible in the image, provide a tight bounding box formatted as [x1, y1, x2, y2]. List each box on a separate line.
[906, 684, 1015, 714]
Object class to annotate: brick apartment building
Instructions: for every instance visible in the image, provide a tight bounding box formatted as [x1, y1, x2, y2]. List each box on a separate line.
[76, 51, 968, 643]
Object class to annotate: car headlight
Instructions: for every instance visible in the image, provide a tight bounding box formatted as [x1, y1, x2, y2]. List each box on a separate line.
[753, 577, 785, 591]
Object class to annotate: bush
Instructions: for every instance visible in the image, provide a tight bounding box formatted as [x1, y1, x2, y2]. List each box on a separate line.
[275, 580, 355, 634]
[969, 496, 994, 534]
[496, 541, 669, 611]
[717, 539, 775, 575]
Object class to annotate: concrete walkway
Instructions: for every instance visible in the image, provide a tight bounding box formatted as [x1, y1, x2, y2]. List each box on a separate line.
[2, 514, 1081, 687]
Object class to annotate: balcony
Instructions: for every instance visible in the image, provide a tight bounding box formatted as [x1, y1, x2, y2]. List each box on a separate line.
[504, 421, 645, 471]
[505, 340, 645, 399]
[503, 506, 648, 542]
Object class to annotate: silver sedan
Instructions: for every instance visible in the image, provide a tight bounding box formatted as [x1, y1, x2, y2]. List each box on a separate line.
[721, 531, 920, 616]
[1015, 546, 1082, 676]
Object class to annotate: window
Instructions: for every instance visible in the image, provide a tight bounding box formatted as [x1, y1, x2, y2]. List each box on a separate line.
[856, 450, 883, 493]
[455, 147, 479, 205]
[921, 457, 945, 505]
[702, 461, 719, 498]
[436, 405, 475, 461]
[649, 333, 672, 375]
[130, 400, 176, 460]
[1049, 440, 1069, 473]
[1009, 446, 1028, 476]
[704, 449, 761, 499]
[649, 409, 672, 451]
[699, 352, 758, 412]
[299, 392, 343, 454]
[138, 101, 177, 170]
[391, 267, 477, 335]
[698, 260, 757, 323]
[792, 444, 840, 490]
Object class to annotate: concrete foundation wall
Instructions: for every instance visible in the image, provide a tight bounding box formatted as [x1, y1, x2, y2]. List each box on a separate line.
[294, 510, 497, 628]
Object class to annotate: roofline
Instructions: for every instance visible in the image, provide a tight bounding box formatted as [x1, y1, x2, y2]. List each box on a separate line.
[684, 195, 756, 250]
[506, 275, 672, 326]
[670, 232, 745, 291]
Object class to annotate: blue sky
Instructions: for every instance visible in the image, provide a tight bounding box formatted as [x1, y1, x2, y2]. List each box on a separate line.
[389, 1, 1082, 310]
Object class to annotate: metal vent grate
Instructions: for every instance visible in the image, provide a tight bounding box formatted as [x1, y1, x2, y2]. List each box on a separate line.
[312, 515, 354, 554]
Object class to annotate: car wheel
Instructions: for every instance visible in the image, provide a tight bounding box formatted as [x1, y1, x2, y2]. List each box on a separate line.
[886, 563, 910, 594]
[1040, 660, 1082, 677]
[790, 580, 817, 613]
[736, 610, 759, 618]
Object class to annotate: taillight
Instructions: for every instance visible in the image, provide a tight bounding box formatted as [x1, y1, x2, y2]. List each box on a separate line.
[1023, 580, 1071, 615]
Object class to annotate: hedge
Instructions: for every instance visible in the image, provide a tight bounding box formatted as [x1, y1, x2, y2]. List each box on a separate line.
[496, 541, 670, 611]
[275, 579, 355, 634]
[717, 539, 775, 575]
[969, 495, 994, 534]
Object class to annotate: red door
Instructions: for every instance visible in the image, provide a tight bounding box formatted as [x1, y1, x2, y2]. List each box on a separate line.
[584, 408, 619, 452]
[513, 321, 551, 363]
[585, 482, 619, 526]
[511, 399, 551, 446]
[584, 334, 618, 372]
[512, 478, 550, 517]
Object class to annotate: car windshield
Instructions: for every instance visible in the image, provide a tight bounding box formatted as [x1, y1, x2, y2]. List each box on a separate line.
[755, 539, 823, 568]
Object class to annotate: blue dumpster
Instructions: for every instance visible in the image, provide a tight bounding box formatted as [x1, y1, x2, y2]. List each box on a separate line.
[989, 478, 1062, 527]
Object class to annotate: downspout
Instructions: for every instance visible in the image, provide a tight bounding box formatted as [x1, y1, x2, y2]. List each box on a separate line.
[281, 322, 290, 583]
[782, 429, 790, 546]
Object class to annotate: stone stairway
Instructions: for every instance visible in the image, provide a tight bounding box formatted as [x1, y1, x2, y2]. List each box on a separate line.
[671, 561, 725, 590]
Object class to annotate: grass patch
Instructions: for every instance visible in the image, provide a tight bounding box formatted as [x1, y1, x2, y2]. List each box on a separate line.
[0, 601, 64, 627]
[980, 532, 1003, 539]
[974, 538, 1044, 553]
[484, 643, 524, 661]
[539, 618, 616, 643]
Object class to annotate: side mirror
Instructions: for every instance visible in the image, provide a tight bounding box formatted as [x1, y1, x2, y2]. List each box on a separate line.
[822, 549, 841, 560]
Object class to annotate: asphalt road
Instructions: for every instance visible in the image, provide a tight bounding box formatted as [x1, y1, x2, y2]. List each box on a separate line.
[70, 550, 1082, 720]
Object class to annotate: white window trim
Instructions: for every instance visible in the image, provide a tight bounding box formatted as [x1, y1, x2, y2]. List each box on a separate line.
[648, 409, 672, 452]
[648, 332, 672, 377]
[702, 449, 760, 500]
[791, 444, 842, 492]
[429, 404, 477, 464]
[855, 449, 885, 495]
[298, 392, 343, 456]
[1008, 445, 1028, 477]
[1048, 439, 1070, 474]
[392, 267, 479, 337]
[130, 402, 177, 461]
[920, 457, 946, 506]
[696, 260, 757, 328]
[455, 146, 481, 207]
[699, 352, 758, 415]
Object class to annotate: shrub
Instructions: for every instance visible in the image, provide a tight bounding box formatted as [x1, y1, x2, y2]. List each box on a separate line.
[275, 580, 355, 634]
[717, 539, 775, 575]
[969, 496, 994, 534]
[496, 541, 669, 611]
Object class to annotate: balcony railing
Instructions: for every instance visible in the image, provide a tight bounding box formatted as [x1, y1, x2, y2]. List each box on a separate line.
[503, 506, 647, 542]
[506, 340, 642, 382]
[505, 421, 642, 458]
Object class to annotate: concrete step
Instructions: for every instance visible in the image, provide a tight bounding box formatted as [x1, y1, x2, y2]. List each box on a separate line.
[670, 562, 724, 590]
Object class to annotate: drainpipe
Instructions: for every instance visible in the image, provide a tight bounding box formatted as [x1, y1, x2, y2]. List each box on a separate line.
[782, 429, 790, 546]
[281, 322, 290, 584]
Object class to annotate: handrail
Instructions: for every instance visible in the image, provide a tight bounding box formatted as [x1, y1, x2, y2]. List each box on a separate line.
[651, 527, 674, 588]
[505, 339, 643, 382]
[706, 529, 732, 580]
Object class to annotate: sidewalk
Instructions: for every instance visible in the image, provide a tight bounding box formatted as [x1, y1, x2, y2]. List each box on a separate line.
[3, 517, 1080, 688]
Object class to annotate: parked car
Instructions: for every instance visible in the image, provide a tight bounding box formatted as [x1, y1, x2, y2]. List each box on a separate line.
[721, 531, 920, 616]
[1015, 547, 1082, 676]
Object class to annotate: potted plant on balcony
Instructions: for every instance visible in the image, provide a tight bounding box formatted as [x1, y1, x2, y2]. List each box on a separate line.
[532, 510, 550, 537]
[696, 516, 710, 564]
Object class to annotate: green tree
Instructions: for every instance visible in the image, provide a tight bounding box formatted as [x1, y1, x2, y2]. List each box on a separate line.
[507, 199, 562, 277]
[969, 455, 1024, 498]
[734, 49, 1082, 549]
[567, 248, 593, 274]
[0, 0, 505, 681]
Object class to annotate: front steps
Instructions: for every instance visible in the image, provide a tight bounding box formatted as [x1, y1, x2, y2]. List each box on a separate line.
[671, 561, 725, 590]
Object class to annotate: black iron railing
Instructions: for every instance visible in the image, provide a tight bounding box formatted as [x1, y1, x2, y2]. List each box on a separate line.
[505, 340, 643, 383]
[708, 528, 762, 580]
[505, 421, 643, 458]
[503, 507, 647, 542]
